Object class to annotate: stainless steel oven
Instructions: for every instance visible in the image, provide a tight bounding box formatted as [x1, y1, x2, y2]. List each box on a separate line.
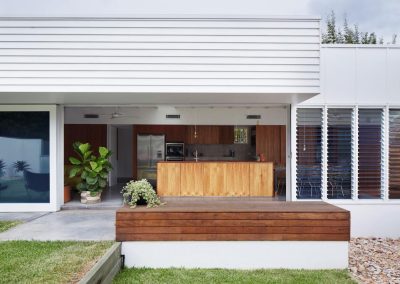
[165, 143, 185, 161]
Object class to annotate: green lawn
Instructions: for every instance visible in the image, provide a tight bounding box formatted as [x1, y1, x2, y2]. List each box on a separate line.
[0, 220, 21, 233]
[0, 241, 113, 284]
[114, 268, 356, 284]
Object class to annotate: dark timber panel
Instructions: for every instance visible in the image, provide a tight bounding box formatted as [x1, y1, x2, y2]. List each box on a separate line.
[116, 199, 350, 242]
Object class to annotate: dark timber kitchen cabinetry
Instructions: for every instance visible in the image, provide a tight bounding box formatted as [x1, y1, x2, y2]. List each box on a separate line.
[186, 125, 234, 144]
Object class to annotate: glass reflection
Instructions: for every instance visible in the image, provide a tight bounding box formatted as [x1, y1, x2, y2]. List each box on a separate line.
[0, 112, 49, 203]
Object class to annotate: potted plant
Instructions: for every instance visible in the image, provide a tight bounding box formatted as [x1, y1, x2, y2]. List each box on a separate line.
[63, 183, 72, 203]
[121, 179, 163, 208]
[68, 142, 112, 204]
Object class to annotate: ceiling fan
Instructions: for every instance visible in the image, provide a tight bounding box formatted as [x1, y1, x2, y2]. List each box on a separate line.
[96, 107, 139, 120]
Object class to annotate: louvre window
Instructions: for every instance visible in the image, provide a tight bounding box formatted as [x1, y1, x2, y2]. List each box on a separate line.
[327, 109, 353, 199]
[358, 109, 383, 199]
[389, 109, 400, 199]
[296, 108, 322, 199]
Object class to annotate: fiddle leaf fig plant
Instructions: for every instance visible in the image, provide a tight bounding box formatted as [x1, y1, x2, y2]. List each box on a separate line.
[121, 179, 163, 208]
[68, 142, 112, 196]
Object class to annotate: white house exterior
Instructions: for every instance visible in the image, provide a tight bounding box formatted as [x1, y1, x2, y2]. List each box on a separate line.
[0, 16, 399, 241]
[297, 45, 400, 238]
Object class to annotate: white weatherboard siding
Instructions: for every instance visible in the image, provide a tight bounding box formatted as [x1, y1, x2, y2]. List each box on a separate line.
[0, 17, 320, 104]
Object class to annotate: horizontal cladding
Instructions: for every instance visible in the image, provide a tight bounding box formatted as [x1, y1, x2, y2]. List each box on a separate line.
[0, 78, 320, 87]
[115, 210, 350, 241]
[0, 19, 321, 28]
[0, 18, 320, 92]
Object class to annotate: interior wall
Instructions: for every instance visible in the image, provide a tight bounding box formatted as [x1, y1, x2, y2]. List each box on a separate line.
[117, 126, 133, 180]
[108, 125, 118, 186]
[64, 124, 107, 162]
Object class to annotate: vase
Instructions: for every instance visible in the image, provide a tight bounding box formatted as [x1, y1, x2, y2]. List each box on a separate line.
[81, 191, 101, 204]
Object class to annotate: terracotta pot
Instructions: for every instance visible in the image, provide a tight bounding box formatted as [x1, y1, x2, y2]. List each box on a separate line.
[64, 185, 72, 203]
[80, 191, 101, 204]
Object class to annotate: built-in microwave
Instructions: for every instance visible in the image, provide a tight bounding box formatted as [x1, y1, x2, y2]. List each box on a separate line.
[165, 143, 185, 161]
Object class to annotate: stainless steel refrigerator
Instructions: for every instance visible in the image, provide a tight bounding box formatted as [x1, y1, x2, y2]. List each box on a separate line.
[137, 134, 165, 186]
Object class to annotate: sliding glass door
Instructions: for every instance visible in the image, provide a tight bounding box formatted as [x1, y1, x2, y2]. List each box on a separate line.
[0, 111, 50, 203]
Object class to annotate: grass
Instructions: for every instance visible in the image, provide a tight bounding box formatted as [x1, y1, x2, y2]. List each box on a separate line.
[0, 241, 113, 284]
[113, 268, 356, 284]
[0, 220, 22, 233]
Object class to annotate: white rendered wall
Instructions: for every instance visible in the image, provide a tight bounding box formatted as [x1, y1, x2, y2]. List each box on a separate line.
[336, 204, 400, 238]
[301, 45, 400, 106]
[122, 241, 348, 269]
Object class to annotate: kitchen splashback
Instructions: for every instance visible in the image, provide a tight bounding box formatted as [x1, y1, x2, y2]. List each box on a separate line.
[186, 143, 256, 161]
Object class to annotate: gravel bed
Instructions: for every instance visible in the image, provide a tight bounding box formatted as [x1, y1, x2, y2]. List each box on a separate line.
[349, 238, 400, 284]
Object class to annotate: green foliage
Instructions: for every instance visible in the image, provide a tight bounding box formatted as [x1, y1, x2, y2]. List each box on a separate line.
[0, 241, 113, 284]
[114, 268, 356, 284]
[322, 10, 382, 45]
[0, 221, 21, 233]
[68, 142, 112, 195]
[13, 160, 30, 173]
[322, 10, 337, 44]
[121, 179, 163, 208]
[392, 34, 397, 44]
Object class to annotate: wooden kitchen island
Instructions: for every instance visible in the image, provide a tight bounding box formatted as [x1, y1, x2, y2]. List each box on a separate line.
[157, 161, 273, 197]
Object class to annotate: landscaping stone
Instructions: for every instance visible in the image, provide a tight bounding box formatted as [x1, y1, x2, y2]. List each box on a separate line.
[349, 238, 400, 284]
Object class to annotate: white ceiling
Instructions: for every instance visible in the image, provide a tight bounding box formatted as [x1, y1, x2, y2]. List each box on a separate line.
[0, 92, 316, 105]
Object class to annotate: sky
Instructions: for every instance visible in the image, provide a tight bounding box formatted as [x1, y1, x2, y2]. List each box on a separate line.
[0, 0, 398, 42]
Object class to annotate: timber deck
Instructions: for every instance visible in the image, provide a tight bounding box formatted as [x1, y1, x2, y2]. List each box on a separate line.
[116, 198, 350, 242]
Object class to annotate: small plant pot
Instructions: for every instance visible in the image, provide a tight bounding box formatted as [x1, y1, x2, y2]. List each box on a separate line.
[64, 185, 72, 203]
[81, 191, 101, 204]
[136, 197, 147, 206]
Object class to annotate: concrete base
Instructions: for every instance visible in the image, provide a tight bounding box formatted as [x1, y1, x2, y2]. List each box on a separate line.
[335, 204, 400, 238]
[122, 241, 348, 269]
[0, 210, 115, 241]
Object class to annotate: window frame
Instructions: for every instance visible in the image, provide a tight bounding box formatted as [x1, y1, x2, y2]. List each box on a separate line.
[294, 105, 400, 204]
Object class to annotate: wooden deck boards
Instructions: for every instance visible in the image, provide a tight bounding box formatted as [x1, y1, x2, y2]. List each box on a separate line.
[116, 198, 350, 242]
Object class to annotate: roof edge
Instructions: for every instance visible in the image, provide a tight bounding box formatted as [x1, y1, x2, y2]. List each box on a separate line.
[0, 15, 321, 21]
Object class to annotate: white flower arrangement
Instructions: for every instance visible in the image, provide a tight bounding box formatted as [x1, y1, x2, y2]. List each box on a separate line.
[121, 179, 164, 208]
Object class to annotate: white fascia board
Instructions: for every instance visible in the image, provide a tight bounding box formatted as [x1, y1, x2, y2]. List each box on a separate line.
[0, 15, 321, 21]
